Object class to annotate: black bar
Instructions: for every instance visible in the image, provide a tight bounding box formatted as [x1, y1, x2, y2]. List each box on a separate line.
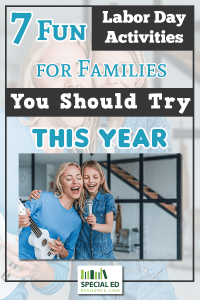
[31, 154, 35, 190]
[108, 154, 177, 165]
[6, 88, 194, 117]
[79, 153, 83, 167]
[139, 154, 143, 259]
[115, 199, 178, 204]
[92, 6, 194, 51]
[176, 154, 181, 259]
[107, 154, 111, 190]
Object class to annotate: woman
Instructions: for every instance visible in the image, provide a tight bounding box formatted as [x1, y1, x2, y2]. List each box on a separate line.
[19, 162, 83, 260]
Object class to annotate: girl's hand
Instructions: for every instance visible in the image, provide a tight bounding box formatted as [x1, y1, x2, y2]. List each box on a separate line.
[28, 190, 41, 201]
[85, 214, 96, 227]
[48, 237, 66, 257]
[19, 208, 30, 228]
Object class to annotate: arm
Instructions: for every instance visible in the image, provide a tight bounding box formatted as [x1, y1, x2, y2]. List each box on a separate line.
[87, 193, 116, 233]
[29, 189, 42, 200]
[61, 223, 82, 260]
[87, 212, 113, 233]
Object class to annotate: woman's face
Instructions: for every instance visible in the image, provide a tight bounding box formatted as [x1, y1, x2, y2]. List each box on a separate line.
[83, 166, 102, 197]
[92, 51, 139, 89]
[35, 40, 92, 89]
[60, 165, 83, 201]
[35, 40, 92, 128]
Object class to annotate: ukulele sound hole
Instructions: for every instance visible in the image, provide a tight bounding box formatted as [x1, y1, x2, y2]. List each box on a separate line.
[42, 239, 47, 246]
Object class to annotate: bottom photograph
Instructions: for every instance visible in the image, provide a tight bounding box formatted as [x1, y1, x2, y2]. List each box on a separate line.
[18, 153, 181, 260]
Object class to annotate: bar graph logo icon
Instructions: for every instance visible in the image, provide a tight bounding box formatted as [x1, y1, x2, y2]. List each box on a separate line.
[81, 268, 107, 280]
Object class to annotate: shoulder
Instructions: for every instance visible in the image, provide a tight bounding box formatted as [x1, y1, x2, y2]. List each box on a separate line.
[145, 117, 171, 131]
[40, 191, 54, 199]
[101, 192, 114, 202]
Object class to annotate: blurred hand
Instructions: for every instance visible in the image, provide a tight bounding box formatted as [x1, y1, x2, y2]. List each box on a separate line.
[29, 190, 41, 201]
[1, 240, 49, 280]
[19, 208, 30, 228]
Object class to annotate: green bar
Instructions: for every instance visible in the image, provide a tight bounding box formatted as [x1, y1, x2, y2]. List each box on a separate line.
[103, 269, 107, 279]
[95, 272, 97, 279]
[87, 271, 89, 279]
[100, 268, 102, 280]
[85, 272, 86, 279]
[81, 270, 84, 280]
[90, 270, 94, 279]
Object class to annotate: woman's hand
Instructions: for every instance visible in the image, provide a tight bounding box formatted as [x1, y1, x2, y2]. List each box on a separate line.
[28, 189, 41, 201]
[19, 208, 30, 228]
[48, 237, 68, 258]
[85, 214, 97, 229]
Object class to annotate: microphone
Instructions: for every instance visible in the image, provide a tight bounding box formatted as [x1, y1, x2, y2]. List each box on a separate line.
[86, 198, 93, 216]
[86, 197, 93, 259]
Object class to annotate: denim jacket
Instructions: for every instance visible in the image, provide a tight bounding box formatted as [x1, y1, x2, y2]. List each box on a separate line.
[75, 191, 116, 259]
[97, 116, 174, 153]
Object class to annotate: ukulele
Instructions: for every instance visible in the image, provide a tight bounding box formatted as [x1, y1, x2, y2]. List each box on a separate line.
[19, 200, 56, 260]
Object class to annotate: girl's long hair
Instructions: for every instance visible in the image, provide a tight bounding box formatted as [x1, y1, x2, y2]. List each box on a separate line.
[54, 162, 85, 220]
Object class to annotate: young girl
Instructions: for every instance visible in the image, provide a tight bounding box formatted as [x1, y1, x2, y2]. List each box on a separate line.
[29, 160, 116, 260]
[75, 160, 116, 259]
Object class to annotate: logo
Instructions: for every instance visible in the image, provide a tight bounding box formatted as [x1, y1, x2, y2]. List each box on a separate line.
[81, 268, 107, 280]
[78, 266, 122, 295]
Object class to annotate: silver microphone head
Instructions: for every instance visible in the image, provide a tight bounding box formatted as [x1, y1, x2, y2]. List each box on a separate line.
[86, 198, 93, 216]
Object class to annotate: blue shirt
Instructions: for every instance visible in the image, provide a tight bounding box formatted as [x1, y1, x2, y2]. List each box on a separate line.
[75, 191, 116, 259]
[19, 191, 82, 260]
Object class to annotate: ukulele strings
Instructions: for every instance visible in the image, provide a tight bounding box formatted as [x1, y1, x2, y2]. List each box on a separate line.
[29, 217, 42, 238]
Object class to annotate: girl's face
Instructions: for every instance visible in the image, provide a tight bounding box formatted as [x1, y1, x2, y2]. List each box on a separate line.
[92, 51, 139, 89]
[60, 166, 83, 201]
[83, 166, 102, 197]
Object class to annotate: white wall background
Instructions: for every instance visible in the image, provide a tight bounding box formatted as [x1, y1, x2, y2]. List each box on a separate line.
[117, 158, 177, 258]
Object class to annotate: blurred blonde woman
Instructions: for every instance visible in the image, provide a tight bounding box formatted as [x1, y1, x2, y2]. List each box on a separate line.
[16, 34, 100, 153]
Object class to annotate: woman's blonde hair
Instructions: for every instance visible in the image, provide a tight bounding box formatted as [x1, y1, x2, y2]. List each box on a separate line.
[81, 160, 111, 202]
[54, 161, 85, 220]
[18, 34, 101, 152]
